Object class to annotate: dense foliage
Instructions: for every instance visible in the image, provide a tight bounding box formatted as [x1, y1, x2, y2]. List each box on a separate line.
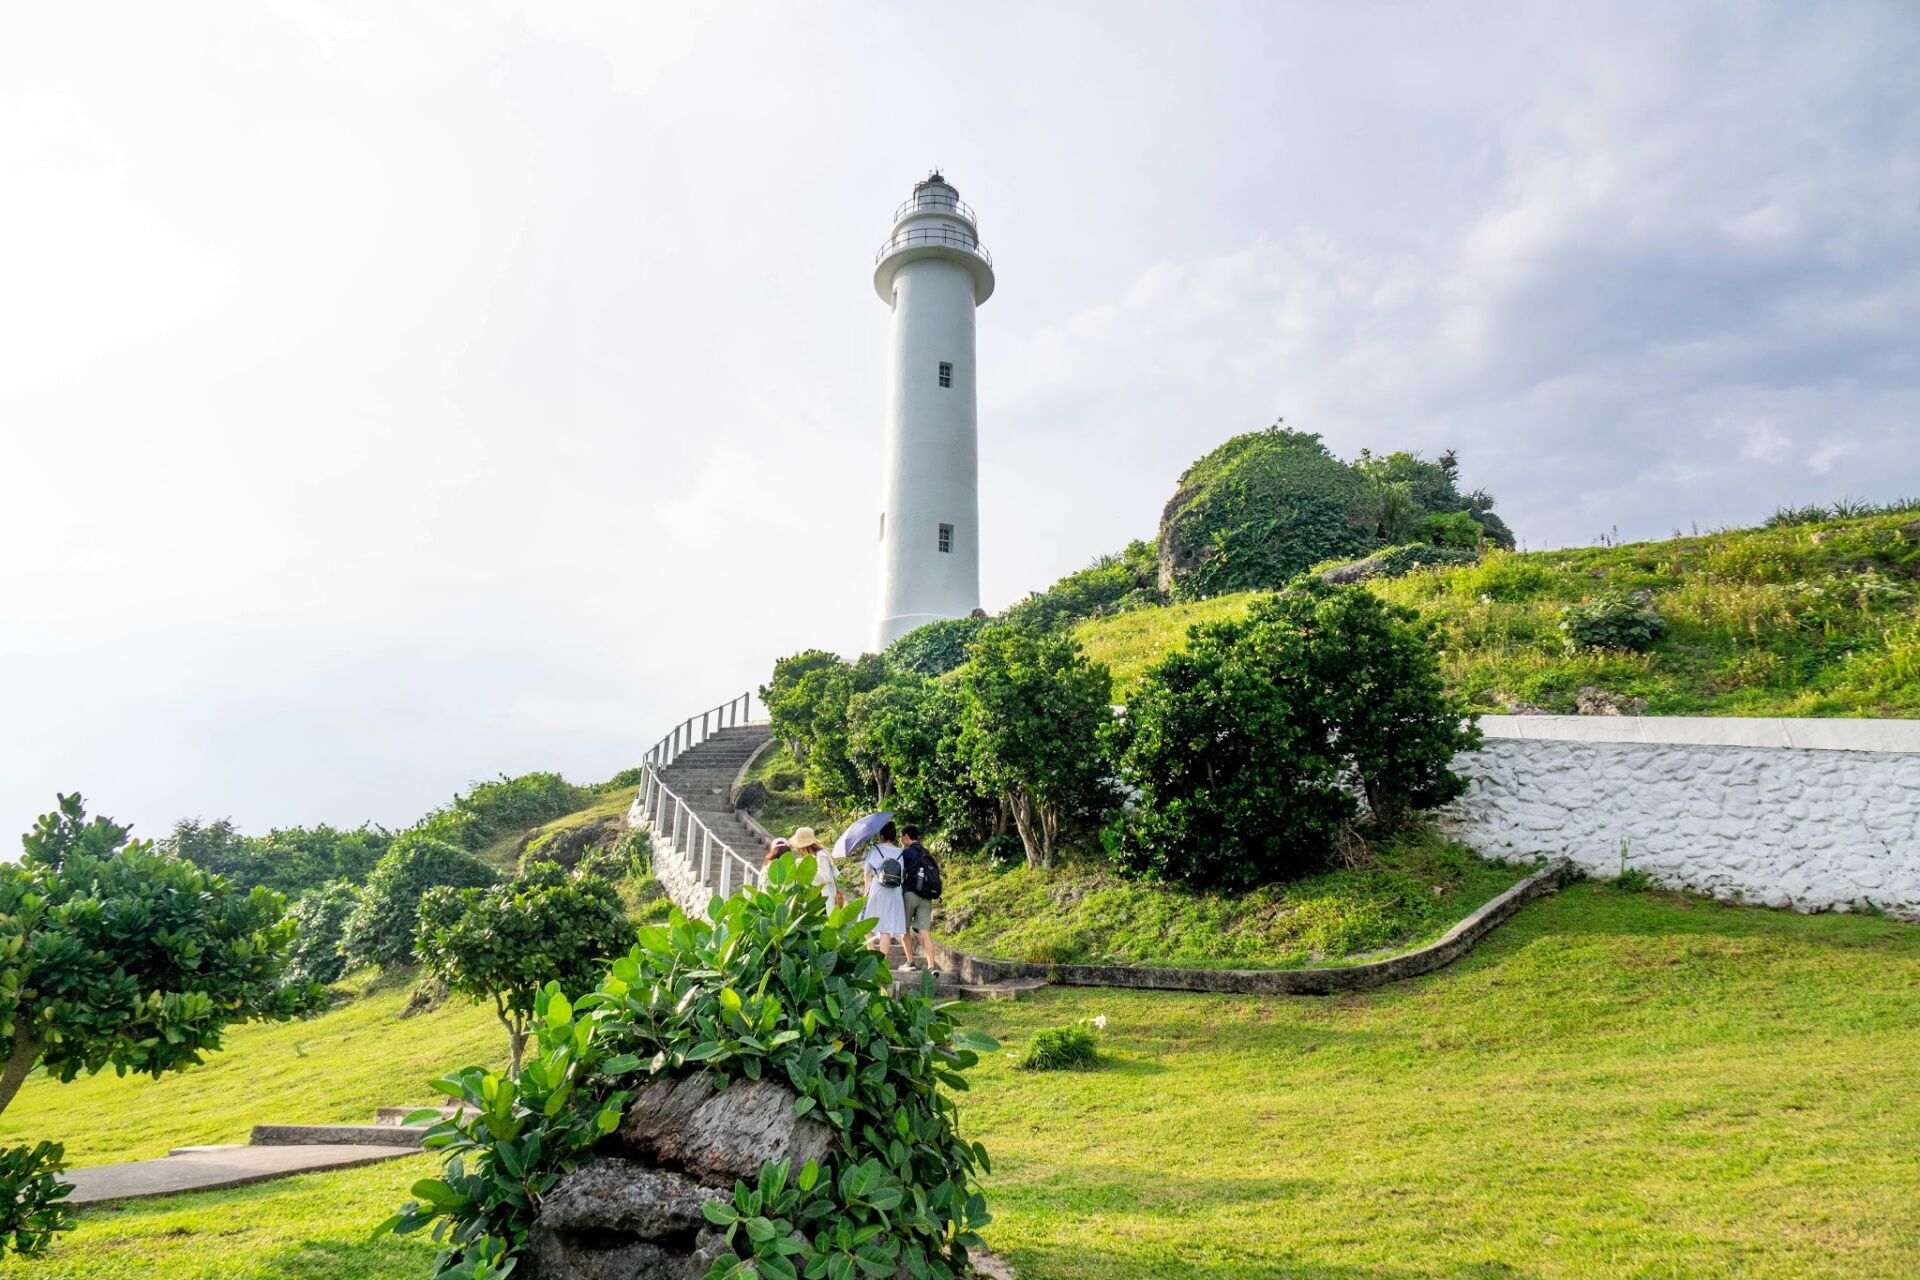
[162, 817, 391, 897]
[1159, 428, 1383, 599]
[417, 772, 586, 853]
[382, 855, 996, 1280]
[885, 616, 986, 677]
[339, 834, 498, 970]
[1558, 593, 1669, 654]
[957, 627, 1114, 868]
[1000, 540, 1163, 632]
[1157, 429, 1514, 601]
[416, 861, 634, 1075]
[285, 879, 359, 986]
[1106, 580, 1479, 888]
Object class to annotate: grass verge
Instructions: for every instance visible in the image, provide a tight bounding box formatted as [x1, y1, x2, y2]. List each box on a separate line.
[935, 828, 1530, 968]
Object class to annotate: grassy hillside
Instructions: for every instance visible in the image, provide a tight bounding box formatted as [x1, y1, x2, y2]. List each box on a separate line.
[1077, 512, 1920, 714]
[2, 888, 1917, 1277]
[936, 829, 1529, 969]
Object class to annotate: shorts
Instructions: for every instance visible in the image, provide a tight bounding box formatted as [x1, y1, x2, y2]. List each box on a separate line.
[902, 891, 934, 932]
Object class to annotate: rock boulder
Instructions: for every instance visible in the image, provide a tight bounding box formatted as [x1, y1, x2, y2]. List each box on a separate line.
[610, 1076, 835, 1182]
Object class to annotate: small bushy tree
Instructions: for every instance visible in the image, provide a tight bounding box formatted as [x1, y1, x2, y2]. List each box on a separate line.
[163, 817, 392, 896]
[847, 675, 945, 808]
[0, 795, 323, 1254]
[957, 626, 1114, 868]
[286, 879, 359, 986]
[339, 834, 497, 970]
[417, 772, 584, 852]
[1107, 580, 1478, 887]
[759, 649, 849, 761]
[415, 862, 632, 1075]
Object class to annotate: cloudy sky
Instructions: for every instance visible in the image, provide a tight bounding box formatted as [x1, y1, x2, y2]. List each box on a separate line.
[3, 1, 1916, 839]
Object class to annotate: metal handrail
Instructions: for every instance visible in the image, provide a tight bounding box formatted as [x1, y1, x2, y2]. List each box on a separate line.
[644, 691, 755, 768]
[875, 227, 993, 268]
[637, 763, 763, 899]
[894, 192, 977, 225]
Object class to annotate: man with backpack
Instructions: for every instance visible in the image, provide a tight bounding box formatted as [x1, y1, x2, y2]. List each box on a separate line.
[899, 825, 943, 975]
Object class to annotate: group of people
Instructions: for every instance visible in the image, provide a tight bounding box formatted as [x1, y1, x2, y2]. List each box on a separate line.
[763, 821, 941, 975]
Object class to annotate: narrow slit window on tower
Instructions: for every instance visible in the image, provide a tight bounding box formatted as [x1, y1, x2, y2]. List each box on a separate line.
[879, 511, 886, 541]
[938, 361, 953, 388]
[938, 523, 954, 553]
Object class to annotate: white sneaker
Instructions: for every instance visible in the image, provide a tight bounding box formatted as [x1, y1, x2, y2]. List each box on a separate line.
[895, 963, 919, 974]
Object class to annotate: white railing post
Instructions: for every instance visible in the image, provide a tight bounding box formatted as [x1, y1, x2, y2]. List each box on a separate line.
[718, 852, 731, 898]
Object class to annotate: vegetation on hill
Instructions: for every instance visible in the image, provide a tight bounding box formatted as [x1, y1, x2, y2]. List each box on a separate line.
[1077, 511, 1920, 715]
[1156, 427, 1513, 600]
[936, 828, 1527, 969]
[2, 886, 1916, 1277]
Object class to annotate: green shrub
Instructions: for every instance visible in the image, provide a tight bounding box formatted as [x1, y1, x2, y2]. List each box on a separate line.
[285, 880, 358, 986]
[1001, 541, 1164, 631]
[0, 1142, 72, 1256]
[1022, 1025, 1098, 1071]
[163, 818, 394, 897]
[339, 834, 497, 970]
[1107, 580, 1479, 889]
[417, 772, 586, 852]
[1415, 509, 1484, 549]
[380, 854, 997, 1279]
[1158, 427, 1382, 599]
[1560, 594, 1669, 653]
[886, 615, 987, 676]
[416, 861, 633, 1075]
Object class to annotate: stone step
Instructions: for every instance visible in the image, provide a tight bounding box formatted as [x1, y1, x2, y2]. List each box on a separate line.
[250, 1123, 426, 1148]
[374, 1105, 475, 1126]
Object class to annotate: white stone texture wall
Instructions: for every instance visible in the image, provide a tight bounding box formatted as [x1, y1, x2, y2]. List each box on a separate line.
[1447, 717, 1920, 919]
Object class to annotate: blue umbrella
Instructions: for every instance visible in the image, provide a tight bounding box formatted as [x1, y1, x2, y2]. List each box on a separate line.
[832, 811, 893, 861]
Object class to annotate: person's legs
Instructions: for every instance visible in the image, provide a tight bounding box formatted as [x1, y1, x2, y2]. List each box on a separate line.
[903, 893, 934, 969]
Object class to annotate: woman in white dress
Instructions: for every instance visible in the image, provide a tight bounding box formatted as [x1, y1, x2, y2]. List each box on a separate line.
[860, 821, 909, 967]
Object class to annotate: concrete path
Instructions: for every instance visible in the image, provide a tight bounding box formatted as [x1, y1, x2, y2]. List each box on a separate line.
[62, 1143, 418, 1205]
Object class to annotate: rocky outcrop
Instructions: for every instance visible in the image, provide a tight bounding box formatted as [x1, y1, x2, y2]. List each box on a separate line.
[611, 1076, 835, 1182]
[1575, 685, 1649, 716]
[520, 1077, 835, 1280]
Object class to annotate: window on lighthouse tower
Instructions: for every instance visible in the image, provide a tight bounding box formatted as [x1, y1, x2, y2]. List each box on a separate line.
[938, 361, 953, 388]
[938, 523, 953, 553]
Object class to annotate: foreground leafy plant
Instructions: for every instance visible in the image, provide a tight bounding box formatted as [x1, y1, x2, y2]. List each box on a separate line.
[382, 853, 997, 1279]
[0, 1140, 73, 1256]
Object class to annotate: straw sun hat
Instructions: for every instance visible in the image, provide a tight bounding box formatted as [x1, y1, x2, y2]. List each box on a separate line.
[787, 827, 825, 853]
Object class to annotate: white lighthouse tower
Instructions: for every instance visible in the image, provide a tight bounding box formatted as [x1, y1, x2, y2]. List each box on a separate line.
[872, 173, 995, 650]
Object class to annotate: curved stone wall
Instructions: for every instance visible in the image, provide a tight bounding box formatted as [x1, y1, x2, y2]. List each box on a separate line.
[1448, 716, 1920, 919]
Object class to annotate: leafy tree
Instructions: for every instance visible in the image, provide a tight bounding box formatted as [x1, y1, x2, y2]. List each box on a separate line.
[0, 795, 323, 1254]
[1355, 448, 1464, 516]
[759, 649, 848, 760]
[381, 854, 995, 1280]
[415, 862, 632, 1075]
[848, 676, 947, 809]
[884, 615, 986, 677]
[1415, 509, 1484, 549]
[1107, 581, 1479, 887]
[339, 834, 497, 970]
[285, 880, 359, 986]
[957, 626, 1114, 868]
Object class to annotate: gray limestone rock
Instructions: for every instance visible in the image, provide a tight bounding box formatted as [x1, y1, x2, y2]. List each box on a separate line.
[612, 1076, 835, 1183]
[523, 1221, 734, 1280]
[535, 1158, 726, 1238]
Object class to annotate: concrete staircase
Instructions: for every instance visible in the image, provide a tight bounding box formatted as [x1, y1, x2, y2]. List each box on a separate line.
[636, 721, 775, 906]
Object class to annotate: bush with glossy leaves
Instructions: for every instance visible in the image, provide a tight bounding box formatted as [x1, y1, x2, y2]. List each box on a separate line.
[339, 834, 497, 971]
[382, 853, 996, 1280]
[0, 1141, 72, 1257]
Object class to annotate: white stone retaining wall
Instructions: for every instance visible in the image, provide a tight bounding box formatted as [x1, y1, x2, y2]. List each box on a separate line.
[1447, 716, 1920, 920]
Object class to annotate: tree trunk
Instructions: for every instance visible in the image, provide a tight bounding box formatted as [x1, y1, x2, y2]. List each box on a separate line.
[494, 998, 526, 1078]
[994, 798, 1012, 838]
[1010, 792, 1043, 868]
[0, 1026, 45, 1119]
[1038, 804, 1060, 868]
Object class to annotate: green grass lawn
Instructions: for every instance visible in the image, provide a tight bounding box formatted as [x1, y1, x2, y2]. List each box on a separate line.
[936, 829, 1530, 968]
[3, 887, 1916, 1278]
[1076, 513, 1920, 713]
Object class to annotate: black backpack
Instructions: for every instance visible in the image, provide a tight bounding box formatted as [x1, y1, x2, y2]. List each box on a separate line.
[904, 844, 943, 900]
[877, 850, 904, 889]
